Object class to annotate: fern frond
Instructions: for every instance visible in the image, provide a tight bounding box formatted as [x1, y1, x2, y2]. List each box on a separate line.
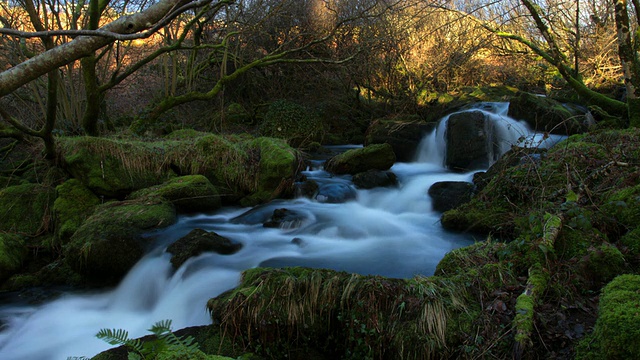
[96, 328, 131, 346]
[148, 319, 172, 335]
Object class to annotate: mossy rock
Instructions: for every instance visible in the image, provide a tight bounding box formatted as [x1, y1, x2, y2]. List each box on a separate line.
[53, 179, 101, 244]
[603, 184, 640, 228]
[259, 100, 325, 149]
[59, 137, 175, 198]
[240, 137, 301, 206]
[0, 183, 54, 235]
[0, 233, 27, 282]
[442, 129, 640, 238]
[129, 175, 221, 213]
[64, 197, 176, 283]
[208, 267, 474, 359]
[578, 243, 626, 286]
[324, 143, 396, 175]
[508, 91, 586, 135]
[620, 227, 640, 259]
[576, 274, 640, 359]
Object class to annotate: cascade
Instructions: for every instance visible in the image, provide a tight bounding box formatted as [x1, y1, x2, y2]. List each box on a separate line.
[0, 102, 561, 359]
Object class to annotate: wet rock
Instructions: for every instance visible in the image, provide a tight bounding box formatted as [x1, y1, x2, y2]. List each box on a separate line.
[295, 179, 319, 199]
[167, 228, 242, 269]
[445, 110, 496, 171]
[364, 118, 434, 161]
[428, 181, 474, 212]
[324, 143, 396, 175]
[352, 170, 398, 189]
[316, 183, 357, 203]
[263, 208, 307, 229]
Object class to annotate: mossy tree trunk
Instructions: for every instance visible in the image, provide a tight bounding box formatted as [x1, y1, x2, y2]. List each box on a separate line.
[614, 0, 640, 127]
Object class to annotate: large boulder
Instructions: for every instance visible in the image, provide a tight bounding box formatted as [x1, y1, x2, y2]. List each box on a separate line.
[508, 91, 587, 135]
[59, 133, 302, 206]
[59, 137, 175, 198]
[129, 175, 221, 213]
[364, 118, 434, 161]
[0, 183, 54, 235]
[64, 197, 177, 283]
[428, 181, 474, 212]
[324, 143, 396, 175]
[445, 110, 497, 171]
[166, 229, 242, 269]
[53, 179, 101, 244]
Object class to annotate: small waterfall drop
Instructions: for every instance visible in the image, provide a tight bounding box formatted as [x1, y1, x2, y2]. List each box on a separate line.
[415, 102, 565, 166]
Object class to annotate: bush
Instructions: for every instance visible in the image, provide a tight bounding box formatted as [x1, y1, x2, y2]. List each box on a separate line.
[259, 100, 324, 148]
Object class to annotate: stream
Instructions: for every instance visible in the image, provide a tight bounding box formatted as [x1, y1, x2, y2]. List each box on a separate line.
[0, 102, 564, 359]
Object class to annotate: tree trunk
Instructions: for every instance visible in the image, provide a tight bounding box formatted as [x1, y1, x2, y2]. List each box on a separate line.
[615, 0, 640, 126]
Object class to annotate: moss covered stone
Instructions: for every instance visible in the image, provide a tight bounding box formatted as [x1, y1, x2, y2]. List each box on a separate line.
[324, 143, 396, 175]
[0, 233, 27, 282]
[208, 267, 478, 359]
[0, 183, 54, 235]
[59, 137, 175, 198]
[129, 175, 221, 213]
[508, 91, 586, 135]
[54, 179, 101, 244]
[64, 197, 176, 283]
[576, 274, 640, 360]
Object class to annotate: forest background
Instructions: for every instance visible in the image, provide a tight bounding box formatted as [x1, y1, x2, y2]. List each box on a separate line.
[0, 0, 633, 152]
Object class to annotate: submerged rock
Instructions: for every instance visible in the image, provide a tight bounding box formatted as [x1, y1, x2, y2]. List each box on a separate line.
[167, 229, 242, 269]
[316, 183, 356, 203]
[263, 208, 308, 229]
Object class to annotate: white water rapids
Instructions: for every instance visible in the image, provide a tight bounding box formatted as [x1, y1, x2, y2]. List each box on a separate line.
[0, 103, 565, 359]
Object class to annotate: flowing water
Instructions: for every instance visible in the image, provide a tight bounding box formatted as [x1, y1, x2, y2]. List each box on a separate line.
[0, 103, 565, 360]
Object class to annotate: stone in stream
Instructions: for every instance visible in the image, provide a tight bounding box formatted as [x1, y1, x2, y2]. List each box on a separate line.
[428, 181, 474, 212]
[166, 228, 242, 269]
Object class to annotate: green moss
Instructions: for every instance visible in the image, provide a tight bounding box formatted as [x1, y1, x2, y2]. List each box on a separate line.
[208, 267, 483, 359]
[64, 198, 176, 283]
[513, 293, 535, 343]
[620, 227, 640, 257]
[0, 183, 54, 235]
[435, 240, 505, 276]
[576, 274, 640, 360]
[0, 233, 27, 281]
[603, 184, 640, 227]
[54, 179, 101, 244]
[129, 175, 221, 213]
[59, 137, 176, 197]
[579, 243, 626, 285]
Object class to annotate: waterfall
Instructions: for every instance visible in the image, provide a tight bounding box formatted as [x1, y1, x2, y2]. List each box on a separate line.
[415, 102, 566, 166]
[0, 102, 563, 360]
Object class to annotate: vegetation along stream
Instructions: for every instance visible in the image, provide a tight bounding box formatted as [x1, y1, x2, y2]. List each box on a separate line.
[0, 103, 560, 359]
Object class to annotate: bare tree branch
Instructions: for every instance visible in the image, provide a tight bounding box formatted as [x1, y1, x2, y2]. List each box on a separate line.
[0, 0, 228, 97]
